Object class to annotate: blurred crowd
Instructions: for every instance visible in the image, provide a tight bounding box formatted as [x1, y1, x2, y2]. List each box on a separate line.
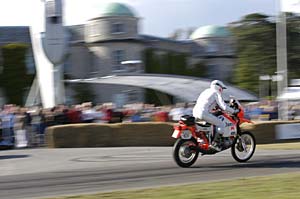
[1, 100, 300, 148]
[0, 102, 193, 148]
[244, 100, 300, 121]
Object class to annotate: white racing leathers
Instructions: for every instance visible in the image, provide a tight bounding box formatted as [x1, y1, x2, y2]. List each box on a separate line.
[193, 88, 235, 135]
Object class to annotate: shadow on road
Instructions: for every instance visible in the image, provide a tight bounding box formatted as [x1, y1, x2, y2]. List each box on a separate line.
[0, 155, 30, 160]
[193, 156, 300, 169]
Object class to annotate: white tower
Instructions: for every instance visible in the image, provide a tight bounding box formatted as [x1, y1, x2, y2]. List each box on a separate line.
[43, 0, 68, 105]
[28, 0, 68, 108]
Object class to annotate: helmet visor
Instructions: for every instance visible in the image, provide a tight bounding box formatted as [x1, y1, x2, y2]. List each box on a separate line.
[216, 82, 227, 89]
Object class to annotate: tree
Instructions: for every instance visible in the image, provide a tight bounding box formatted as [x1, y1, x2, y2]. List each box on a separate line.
[286, 12, 300, 79]
[0, 43, 34, 105]
[142, 49, 208, 104]
[231, 12, 300, 95]
[230, 13, 276, 94]
[184, 61, 207, 78]
[71, 83, 96, 104]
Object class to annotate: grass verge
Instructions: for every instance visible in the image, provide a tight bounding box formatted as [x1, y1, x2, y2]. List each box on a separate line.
[47, 172, 300, 199]
[258, 142, 300, 150]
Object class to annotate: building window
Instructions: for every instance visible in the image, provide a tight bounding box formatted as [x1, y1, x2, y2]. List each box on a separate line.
[127, 90, 138, 102]
[89, 24, 98, 36]
[112, 50, 125, 71]
[206, 42, 218, 53]
[90, 52, 99, 75]
[48, 16, 61, 24]
[207, 64, 219, 79]
[0, 60, 2, 74]
[226, 42, 234, 54]
[25, 51, 35, 74]
[64, 58, 71, 75]
[111, 23, 125, 34]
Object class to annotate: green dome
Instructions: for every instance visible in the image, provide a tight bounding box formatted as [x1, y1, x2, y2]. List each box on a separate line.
[190, 25, 231, 39]
[101, 3, 135, 17]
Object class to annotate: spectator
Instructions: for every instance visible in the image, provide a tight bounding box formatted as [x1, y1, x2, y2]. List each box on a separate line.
[67, 105, 82, 123]
[81, 102, 96, 123]
[53, 107, 69, 125]
[38, 110, 46, 134]
[14, 108, 28, 148]
[131, 110, 143, 122]
[1, 105, 15, 144]
[168, 103, 191, 122]
[154, 107, 169, 122]
[93, 106, 105, 123]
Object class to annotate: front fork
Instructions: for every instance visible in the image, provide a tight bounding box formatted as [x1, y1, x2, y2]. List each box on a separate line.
[237, 136, 248, 152]
[236, 125, 246, 152]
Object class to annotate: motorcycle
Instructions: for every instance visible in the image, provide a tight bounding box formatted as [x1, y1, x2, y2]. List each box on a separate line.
[172, 99, 256, 168]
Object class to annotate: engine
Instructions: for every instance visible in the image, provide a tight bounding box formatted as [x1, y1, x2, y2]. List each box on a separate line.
[221, 137, 234, 149]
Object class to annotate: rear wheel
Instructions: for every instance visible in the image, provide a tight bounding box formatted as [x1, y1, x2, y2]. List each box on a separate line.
[173, 138, 199, 167]
[231, 131, 256, 162]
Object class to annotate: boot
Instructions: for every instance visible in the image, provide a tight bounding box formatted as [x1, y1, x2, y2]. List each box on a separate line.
[210, 132, 222, 151]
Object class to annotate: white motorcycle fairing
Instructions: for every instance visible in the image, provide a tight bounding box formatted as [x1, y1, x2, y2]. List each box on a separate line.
[217, 115, 237, 137]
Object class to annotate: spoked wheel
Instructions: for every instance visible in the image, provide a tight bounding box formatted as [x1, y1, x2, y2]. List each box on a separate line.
[173, 138, 199, 167]
[231, 131, 256, 162]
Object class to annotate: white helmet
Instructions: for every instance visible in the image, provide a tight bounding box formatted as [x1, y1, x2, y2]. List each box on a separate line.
[210, 80, 227, 93]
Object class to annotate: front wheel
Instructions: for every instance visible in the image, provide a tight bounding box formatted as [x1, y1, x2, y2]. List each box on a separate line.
[173, 138, 199, 167]
[231, 131, 256, 163]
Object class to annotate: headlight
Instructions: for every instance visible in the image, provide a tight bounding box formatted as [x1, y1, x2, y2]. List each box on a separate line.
[181, 130, 192, 139]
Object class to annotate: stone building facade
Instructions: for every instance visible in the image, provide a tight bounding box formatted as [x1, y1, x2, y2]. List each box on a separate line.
[0, 2, 236, 106]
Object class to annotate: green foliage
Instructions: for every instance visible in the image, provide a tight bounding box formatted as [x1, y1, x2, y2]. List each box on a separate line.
[144, 89, 173, 106]
[231, 13, 276, 94]
[286, 12, 300, 79]
[143, 49, 207, 105]
[232, 12, 300, 94]
[47, 172, 300, 199]
[143, 49, 206, 77]
[0, 43, 34, 105]
[184, 61, 207, 78]
[71, 83, 96, 104]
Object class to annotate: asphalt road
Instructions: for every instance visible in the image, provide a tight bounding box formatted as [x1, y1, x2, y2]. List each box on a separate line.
[1, 147, 300, 199]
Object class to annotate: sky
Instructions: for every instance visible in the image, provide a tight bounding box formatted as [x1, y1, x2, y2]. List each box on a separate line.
[0, 0, 297, 37]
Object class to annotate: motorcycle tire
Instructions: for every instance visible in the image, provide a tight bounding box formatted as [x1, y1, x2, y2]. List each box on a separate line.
[231, 131, 256, 163]
[173, 138, 199, 168]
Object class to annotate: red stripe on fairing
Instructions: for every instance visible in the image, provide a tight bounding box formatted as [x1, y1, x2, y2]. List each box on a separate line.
[223, 113, 237, 125]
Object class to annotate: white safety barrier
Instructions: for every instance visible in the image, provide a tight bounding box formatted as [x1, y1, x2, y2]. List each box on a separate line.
[15, 130, 28, 148]
[276, 123, 300, 140]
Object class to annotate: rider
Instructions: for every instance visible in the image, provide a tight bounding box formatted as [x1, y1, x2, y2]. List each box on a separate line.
[193, 80, 239, 151]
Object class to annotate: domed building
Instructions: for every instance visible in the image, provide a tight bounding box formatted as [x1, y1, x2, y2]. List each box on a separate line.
[190, 25, 235, 81]
[85, 3, 139, 43]
[63, 4, 236, 105]
[0, 2, 237, 106]
[65, 2, 202, 105]
[65, 3, 146, 105]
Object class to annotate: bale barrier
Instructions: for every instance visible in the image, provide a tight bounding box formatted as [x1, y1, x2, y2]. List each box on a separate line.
[45, 122, 175, 148]
[45, 121, 300, 148]
[241, 120, 300, 144]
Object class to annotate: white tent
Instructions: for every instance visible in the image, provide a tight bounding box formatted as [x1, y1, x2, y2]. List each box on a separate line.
[65, 74, 258, 102]
[277, 87, 300, 101]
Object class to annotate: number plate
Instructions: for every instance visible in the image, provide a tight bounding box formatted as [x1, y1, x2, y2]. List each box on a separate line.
[172, 130, 180, 138]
